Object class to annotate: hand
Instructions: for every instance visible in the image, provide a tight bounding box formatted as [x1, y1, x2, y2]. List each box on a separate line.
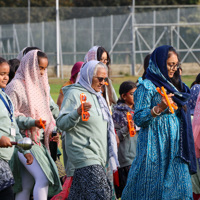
[77, 102, 92, 115]
[50, 132, 60, 143]
[35, 120, 46, 129]
[24, 153, 33, 165]
[0, 136, 12, 148]
[159, 93, 174, 111]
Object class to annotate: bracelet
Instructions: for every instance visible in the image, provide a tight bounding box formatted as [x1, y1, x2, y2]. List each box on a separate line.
[152, 106, 161, 116]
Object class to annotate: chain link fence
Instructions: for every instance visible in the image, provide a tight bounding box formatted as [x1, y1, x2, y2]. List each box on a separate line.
[0, 6, 199, 77]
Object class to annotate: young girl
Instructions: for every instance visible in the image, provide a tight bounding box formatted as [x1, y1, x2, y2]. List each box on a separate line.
[0, 57, 33, 200]
[112, 81, 138, 199]
[5, 50, 62, 200]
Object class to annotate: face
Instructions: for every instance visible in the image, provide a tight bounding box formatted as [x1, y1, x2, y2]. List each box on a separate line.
[100, 52, 108, 65]
[0, 62, 9, 88]
[167, 53, 179, 78]
[92, 67, 107, 92]
[122, 88, 136, 108]
[38, 57, 48, 76]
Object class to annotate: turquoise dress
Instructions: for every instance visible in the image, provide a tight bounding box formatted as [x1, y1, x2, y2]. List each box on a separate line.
[121, 78, 192, 200]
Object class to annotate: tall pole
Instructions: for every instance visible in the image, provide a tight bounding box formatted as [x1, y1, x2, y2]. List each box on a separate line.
[56, 0, 60, 78]
[27, 0, 30, 46]
[131, 0, 136, 76]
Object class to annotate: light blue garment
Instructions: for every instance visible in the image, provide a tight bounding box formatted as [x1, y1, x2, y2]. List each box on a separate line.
[121, 78, 193, 200]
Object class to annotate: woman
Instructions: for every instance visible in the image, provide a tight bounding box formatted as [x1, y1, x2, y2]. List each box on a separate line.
[122, 45, 196, 200]
[84, 46, 118, 110]
[5, 50, 62, 200]
[57, 61, 84, 109]
[84, 46, 119, 199]
[56, 60, 119, 199]
[191, 74, 200, 200]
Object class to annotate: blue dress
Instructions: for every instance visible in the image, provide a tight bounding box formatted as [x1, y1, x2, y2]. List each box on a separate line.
[121, 79, 193, 200]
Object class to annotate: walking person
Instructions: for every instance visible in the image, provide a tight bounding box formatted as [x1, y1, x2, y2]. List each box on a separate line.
[56, 60, 119, 199]
[122, 45, 196, 200]
[5, 50, 62, 200]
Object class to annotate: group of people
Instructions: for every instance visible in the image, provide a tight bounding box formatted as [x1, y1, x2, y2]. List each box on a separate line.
[0, 44, 200, 200]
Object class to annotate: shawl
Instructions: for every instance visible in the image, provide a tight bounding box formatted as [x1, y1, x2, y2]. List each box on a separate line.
[70, 61, 84, 83]
[5, 50, 55, 151]
[188, 84, 200, 115]
[78, 60, 119, 171]
[84, 46, 99, 63]
[112, 103, 134, 127]
[145, 45, 196, 174]
[192, 91, 200, 158]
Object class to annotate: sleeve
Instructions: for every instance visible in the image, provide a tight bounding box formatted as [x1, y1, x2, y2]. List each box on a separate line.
[133, 84, 154, 128]
[50, 95, 59, 119]
[16, 116, 35, 130]
[56, 94, 81, 132]
[114, 123, 129, 141]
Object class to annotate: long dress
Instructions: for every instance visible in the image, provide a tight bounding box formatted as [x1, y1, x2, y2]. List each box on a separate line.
[121, 79, 193, 200]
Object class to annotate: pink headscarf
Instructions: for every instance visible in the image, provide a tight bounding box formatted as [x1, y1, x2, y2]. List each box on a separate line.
[84, 46, 99, 63]
[5, 50, 55, 151]
[70, 61, 84, 83]
[192, 93, 200, 158]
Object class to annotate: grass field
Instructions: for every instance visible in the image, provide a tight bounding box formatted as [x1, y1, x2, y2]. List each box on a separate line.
[49, 75, 196, 102]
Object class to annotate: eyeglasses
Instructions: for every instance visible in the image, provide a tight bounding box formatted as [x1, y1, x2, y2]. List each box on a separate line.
[167, 63, 180, 70]
[95, 77, 108, 82]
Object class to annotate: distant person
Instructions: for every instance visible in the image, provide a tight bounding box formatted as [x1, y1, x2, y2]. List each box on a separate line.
[57, 61, 83, 109]
[190, 74, 200, 200]
[188, 73, 200, 116]
[7, 58, 20, 84]
[141, 54, 151, 80]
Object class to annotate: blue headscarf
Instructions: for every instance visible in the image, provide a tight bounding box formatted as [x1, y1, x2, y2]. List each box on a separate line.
[78, 60, 119, 171]
[145, 45, 196, 174]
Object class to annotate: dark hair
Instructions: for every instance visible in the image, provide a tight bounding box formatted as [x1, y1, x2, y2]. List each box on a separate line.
[117, 81, 137, 104]
[190, 73, 200, 88]
[168, 47, 182, 91]
[0, 57, 7, 65]
[37, 51, 48, 65]
[23, 46, 41, 56]
[142, 54, 151, 80]
[97, 46, 111, 67]
[8, 59, 20, 84]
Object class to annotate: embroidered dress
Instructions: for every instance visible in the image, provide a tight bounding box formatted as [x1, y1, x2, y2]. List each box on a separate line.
[121, 79, 193, 200]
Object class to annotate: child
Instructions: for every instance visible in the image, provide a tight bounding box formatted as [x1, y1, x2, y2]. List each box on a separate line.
[0, 57, 33, 200]
[112, 81, 139, 199]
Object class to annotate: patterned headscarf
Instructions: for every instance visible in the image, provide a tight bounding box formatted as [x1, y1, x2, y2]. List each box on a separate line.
[5, 50, 55, 151]
[78, 60, 119, 172]
[188, 84, 200, 115]
[84, 46, 99, 63]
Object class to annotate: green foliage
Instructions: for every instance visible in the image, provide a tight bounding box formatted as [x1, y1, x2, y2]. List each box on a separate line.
[0, 0, 199, 7]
